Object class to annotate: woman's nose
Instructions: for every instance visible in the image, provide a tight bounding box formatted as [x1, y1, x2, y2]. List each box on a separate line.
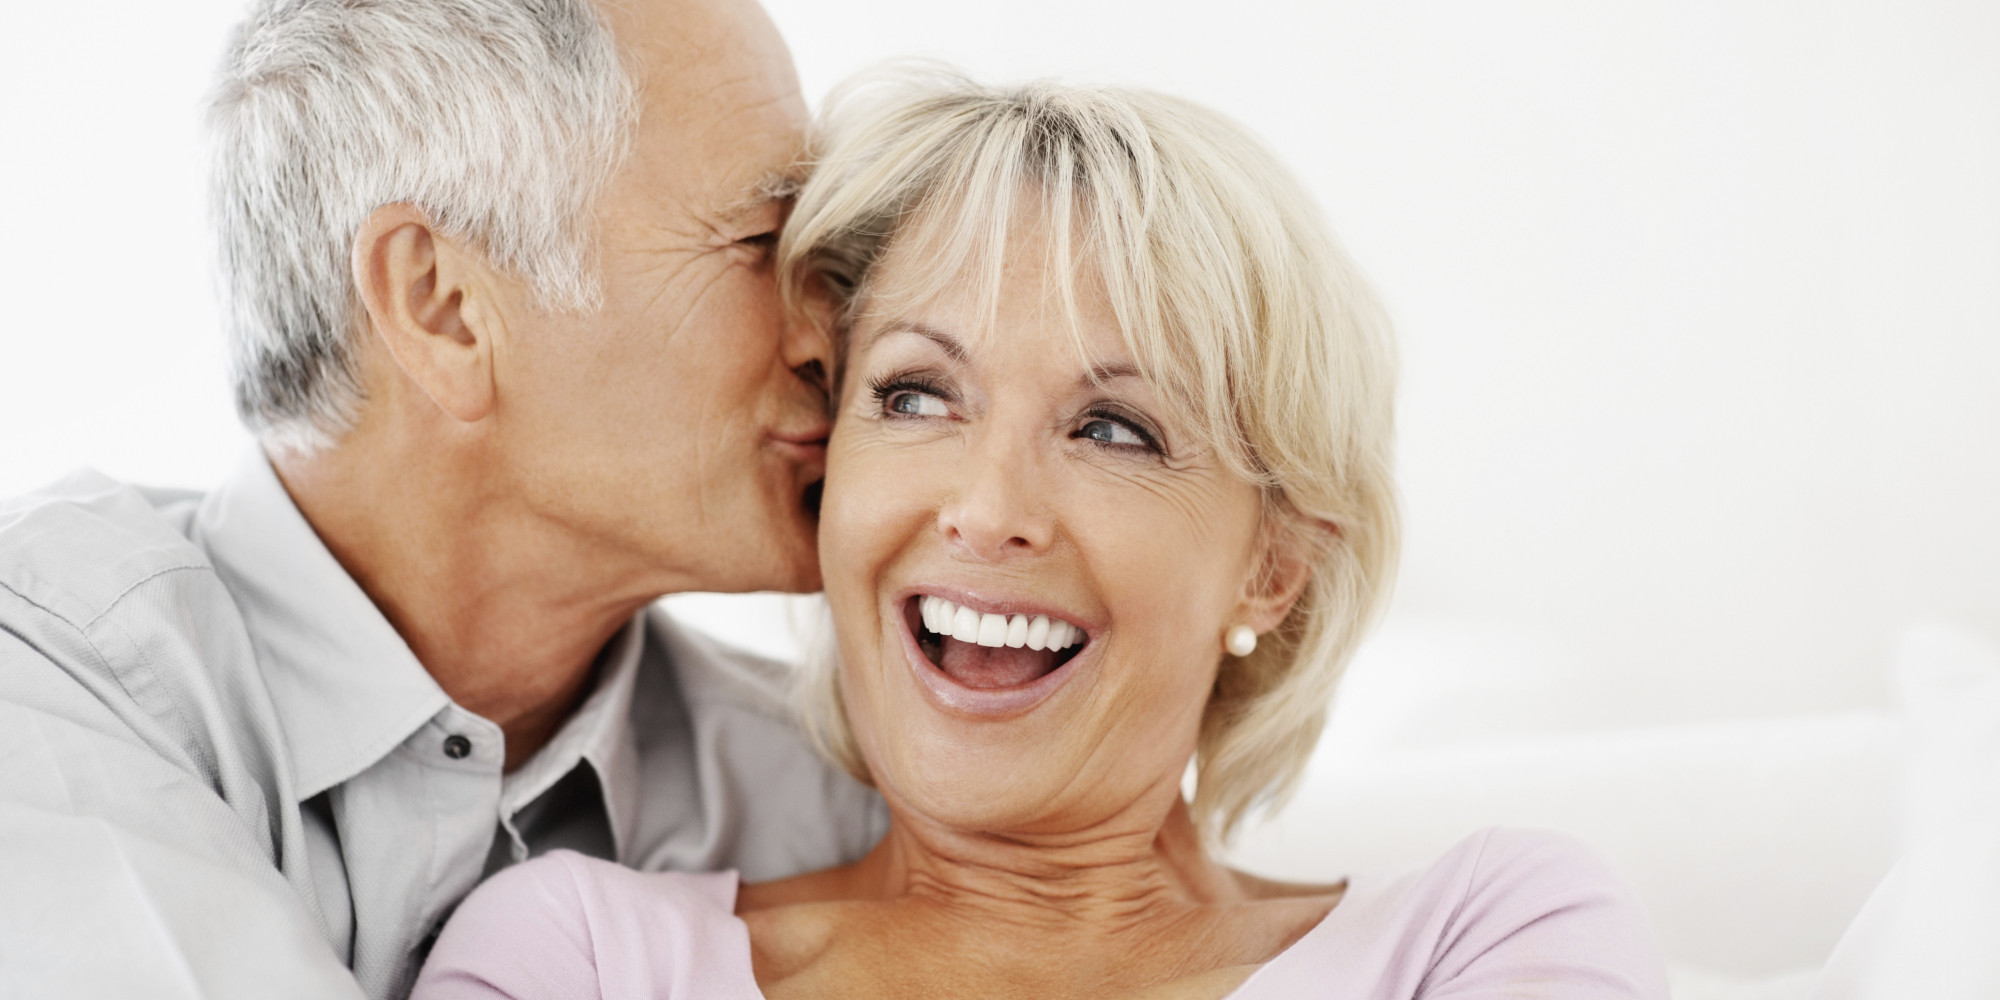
[935, 432, 1055, 562]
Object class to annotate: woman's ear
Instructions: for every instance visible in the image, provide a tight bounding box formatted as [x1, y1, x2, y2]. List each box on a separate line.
[1233, 517, 1337, 636]
[350, 203, 497, 424]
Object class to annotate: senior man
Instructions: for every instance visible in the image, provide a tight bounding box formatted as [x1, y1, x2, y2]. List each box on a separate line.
[0, 0, 882, 998]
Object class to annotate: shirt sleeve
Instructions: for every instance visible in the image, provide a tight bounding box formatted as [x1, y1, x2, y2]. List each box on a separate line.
[0, 626, 366, 1000]
[1422, 828, 1672, 999]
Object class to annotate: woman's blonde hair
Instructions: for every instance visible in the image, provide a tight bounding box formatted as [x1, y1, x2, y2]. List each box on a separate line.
[781, 67, 1400, 844]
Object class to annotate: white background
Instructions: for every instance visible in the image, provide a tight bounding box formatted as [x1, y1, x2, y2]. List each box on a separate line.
[4, 3, 1998, 987]
[3, 3, 1996, 744]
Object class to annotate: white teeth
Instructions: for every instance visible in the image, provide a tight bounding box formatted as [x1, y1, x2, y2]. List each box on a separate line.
[1025, 615, 1051, 650]
[976, 613, 1009, 647]
[951, 605, 981, 643]
[920, 598, 1082, 651]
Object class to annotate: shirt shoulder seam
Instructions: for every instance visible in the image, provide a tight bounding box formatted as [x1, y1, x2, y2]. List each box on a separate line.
[0, 565, 230, 780]
[79, 562, 219, 630]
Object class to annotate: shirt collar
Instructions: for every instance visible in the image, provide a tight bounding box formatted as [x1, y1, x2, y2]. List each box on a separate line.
[192, 449, 452, 800]
[498, 614, 645, 861]
[192, 449, 648, 850]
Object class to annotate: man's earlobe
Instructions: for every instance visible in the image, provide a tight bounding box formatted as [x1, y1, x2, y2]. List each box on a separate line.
[351, 203, 496, 424]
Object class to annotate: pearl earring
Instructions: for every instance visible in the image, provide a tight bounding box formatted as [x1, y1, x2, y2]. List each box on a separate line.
[1225, 625, 1258, 657]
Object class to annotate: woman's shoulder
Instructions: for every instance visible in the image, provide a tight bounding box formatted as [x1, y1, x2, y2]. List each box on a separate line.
[1379, 828, 1669, 997]
[1241, 828, 1670, 999]
[411, 851, 756, 1000]
[1436, 826, 1637, 904]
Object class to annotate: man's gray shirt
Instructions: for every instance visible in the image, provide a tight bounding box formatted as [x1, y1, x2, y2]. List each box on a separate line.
[0, 453, 885, 1000]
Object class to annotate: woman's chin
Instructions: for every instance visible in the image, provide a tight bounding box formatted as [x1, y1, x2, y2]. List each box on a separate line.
[873, 747, 1088, 836]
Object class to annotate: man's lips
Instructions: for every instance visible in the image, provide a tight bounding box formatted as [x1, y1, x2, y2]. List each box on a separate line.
[768, 426, 829, 467]
[767, 426, 829, 518]
[769, 438, 828, 463]
[769, 421, 831, 446]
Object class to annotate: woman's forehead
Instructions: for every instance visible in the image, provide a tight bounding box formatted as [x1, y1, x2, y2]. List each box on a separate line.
[854, 210, 1118, 345]
[849, 278, 1129, 376]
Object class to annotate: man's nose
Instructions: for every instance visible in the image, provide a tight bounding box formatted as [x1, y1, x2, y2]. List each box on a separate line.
[781, 275, 836, 404]
[935, 428, 1056, 562]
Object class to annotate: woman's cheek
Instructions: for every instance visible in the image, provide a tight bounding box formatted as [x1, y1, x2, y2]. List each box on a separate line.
[820, 432, 900, 573]
[1086, 485, 1245, 709]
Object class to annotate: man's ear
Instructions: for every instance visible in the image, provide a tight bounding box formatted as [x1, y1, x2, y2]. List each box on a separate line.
[350, 203, 497, 424]
[1232, 517, 1337, 636]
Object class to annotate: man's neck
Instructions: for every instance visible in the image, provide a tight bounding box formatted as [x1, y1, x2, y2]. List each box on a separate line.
[271, 435, 670, 771]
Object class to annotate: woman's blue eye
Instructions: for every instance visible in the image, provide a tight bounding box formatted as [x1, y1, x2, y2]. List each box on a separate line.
[1078, 418, 1151, 448]
[888, 391, 949, 417]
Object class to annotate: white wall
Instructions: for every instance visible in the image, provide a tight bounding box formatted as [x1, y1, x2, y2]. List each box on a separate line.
[4, 2, 1996, 741]
[0, 3, 250, 496]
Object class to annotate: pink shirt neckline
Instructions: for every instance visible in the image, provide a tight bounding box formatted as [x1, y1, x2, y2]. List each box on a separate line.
[699, 869, 1363, 999]
[412, 828, 1672, 1000]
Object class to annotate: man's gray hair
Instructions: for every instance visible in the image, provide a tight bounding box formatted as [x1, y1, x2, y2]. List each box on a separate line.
[208, 0, 636, 453]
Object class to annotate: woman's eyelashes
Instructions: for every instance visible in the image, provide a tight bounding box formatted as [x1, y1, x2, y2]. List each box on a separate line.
[865, 368, 1168, 457]
[868, 372, 956, 420]
[1073, 406, 1164, 455]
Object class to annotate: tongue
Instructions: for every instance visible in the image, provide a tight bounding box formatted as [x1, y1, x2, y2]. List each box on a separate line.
[937, 637, 1061, 690]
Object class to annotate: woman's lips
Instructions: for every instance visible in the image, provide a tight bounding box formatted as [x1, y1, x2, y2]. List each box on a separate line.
[896, 594, 1092, 717]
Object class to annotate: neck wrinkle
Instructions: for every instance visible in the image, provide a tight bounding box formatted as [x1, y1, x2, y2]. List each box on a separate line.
[857, 786, 1246, 934]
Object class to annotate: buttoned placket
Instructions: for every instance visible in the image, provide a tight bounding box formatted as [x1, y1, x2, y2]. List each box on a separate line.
[491, 617, 645, 869]
[332, 704, 507, 1000]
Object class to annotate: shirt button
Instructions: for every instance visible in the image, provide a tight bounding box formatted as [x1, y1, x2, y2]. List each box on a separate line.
[442, 734, 472, 760]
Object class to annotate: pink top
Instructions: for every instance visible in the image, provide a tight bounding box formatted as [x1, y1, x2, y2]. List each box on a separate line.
[412, 827, 1669, 999]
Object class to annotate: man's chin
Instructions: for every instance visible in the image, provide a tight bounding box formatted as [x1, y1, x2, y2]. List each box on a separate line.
[786, 538, 826, 592]
[676, 476, 824, 594]
[751, 488, 825, 594]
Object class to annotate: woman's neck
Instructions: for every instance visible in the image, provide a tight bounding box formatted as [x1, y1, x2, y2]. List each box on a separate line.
[738, 790, 1338, 1000]
[752, 785, 1247, 923]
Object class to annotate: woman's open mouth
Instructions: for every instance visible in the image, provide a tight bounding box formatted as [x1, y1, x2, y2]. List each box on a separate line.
[902, 594, 1089, 697]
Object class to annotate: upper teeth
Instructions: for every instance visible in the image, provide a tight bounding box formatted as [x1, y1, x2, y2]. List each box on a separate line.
[918, 596, 1083, 651]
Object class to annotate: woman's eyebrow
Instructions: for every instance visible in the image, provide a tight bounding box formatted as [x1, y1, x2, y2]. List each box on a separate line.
[873, 321, 970, 364]
[1080, 362, 1142, 387]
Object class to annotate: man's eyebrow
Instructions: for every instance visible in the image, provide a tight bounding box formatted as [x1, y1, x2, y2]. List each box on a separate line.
[873, 321, 970, 364]
[713, 168, 803, 225]
[755, 168, 804, 202]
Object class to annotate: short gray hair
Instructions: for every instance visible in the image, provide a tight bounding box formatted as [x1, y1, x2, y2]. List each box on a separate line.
[208, 0, 636, 452]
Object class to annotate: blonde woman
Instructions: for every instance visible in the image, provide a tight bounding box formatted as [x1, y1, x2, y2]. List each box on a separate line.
[413, 71, 1668, 1000]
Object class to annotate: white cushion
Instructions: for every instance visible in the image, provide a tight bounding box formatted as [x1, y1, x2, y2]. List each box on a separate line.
[1811, 625, 2000, 999]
